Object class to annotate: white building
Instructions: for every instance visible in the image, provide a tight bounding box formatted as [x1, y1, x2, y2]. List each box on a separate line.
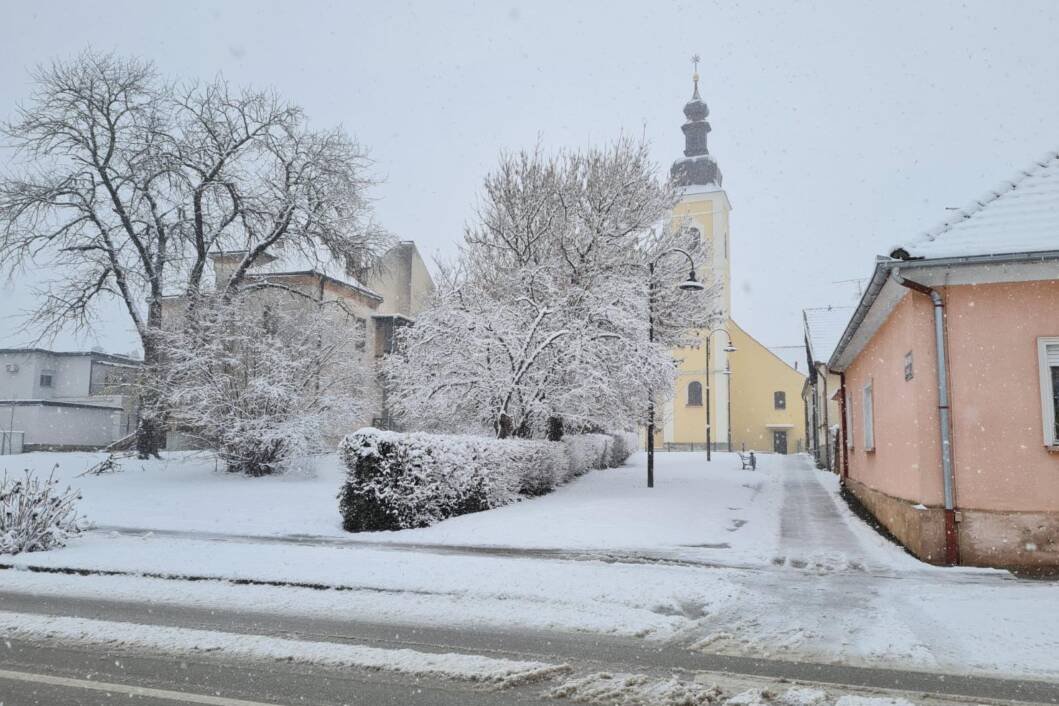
[0, 348, 140, 452]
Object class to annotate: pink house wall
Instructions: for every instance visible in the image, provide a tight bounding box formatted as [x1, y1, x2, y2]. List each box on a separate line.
[845, 293, 944, 505]
[845, 280, 1059, 514]
[944, 281, 1059, 512]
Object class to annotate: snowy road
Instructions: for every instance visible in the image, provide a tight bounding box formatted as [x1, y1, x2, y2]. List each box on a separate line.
[2, 590, 1057, 705]
[2, 449, 1058, 691]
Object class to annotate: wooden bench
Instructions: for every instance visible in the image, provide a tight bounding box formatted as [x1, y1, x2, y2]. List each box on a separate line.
[737, 451, 756, 470]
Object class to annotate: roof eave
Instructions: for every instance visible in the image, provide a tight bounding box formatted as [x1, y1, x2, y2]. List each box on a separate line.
[828, 249, 1059, 371]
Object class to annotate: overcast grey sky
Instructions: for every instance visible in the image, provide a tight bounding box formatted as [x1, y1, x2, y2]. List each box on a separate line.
[2, 0, 1058, 355]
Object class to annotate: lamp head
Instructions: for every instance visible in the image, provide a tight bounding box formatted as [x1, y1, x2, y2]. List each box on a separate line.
[678, 270, 705, 292]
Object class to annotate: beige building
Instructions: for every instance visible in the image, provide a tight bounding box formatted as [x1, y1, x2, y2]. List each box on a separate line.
[655, 70, 806, 455]
[802, 306, 854, 472]
[164, 241, 435, 448]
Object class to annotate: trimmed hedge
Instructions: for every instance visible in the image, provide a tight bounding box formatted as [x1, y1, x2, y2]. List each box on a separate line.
[338, 428, 637, 532]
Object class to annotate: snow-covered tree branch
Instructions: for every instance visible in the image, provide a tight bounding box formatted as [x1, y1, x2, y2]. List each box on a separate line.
[0, 51, 389, 458]
[154, 292, 368, 476]
[386, 139, 719, 438]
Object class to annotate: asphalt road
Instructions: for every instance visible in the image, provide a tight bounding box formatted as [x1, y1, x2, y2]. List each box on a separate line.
[2, 589, 1059, 705]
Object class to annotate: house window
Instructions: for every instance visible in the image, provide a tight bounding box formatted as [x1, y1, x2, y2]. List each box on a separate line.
[904, 351, 914, 381]
[687, 381, 703, 406]
[774, 390, 786, 410]
[863, 381, 875, 451]
[39, 372, 53, 388]
[1038, 337, 1059, 446]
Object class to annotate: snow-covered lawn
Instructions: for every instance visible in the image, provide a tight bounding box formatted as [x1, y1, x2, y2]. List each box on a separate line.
[4, 449, 783, 557]
[3, 449, 1059, 681]
[1, 450, 349, 537]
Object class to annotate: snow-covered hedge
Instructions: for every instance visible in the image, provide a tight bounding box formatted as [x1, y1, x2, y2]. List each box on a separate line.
[338, 428, 638, 532]
[1, 469, 83, 554]
[608, 431, 640, 468]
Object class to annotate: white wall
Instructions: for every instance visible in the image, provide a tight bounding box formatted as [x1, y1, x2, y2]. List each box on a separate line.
[0, 351, 94, 399]
[0, 402, 122, 448]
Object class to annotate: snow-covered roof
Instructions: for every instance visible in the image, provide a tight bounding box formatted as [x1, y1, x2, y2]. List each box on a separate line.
[892, 149, 1059, 260]
[803, 306, 855, 364]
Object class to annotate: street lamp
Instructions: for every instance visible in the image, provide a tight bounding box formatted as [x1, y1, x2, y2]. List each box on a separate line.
[647, 248, 702, 488]
[704, 327, 737, 462]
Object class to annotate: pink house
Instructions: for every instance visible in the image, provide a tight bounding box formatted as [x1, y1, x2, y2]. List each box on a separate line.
[829, 150, 1059, 570]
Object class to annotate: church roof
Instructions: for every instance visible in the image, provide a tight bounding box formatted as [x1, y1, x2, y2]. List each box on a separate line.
[891, 149, 1059, 260]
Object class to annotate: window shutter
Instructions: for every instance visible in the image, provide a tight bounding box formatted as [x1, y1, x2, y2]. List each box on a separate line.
[1046, 343, 1059, 367]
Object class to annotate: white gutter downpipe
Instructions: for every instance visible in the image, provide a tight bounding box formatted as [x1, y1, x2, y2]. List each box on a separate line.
[891, 269, 959, 565]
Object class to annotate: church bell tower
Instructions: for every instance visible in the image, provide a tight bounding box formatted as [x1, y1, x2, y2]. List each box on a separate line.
[662, 58, 734, 448]
[670, 58, 731, 319]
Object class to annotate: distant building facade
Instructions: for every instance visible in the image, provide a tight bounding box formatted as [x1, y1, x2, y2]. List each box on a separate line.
[0, 348, 140, 451]
[657, 70, 806, 454]
[802, 306, 854, 473]
[830, 149, 1059, 569]
[163, 241, 435, 449]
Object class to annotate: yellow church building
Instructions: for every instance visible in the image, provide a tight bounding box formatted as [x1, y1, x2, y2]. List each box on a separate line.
[654, 70, 806, 455]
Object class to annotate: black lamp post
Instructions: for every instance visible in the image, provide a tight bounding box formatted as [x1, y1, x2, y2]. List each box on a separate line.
[704, 327, 736, 461]
[647, 248, 704, 488]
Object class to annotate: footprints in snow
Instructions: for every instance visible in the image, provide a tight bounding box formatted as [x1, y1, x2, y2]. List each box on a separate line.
[771, 555, 867, 573]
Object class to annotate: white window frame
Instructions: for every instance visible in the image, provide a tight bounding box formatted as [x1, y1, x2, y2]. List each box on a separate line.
[1037, 337, 1059, 447]
[862, 381, 875, 452]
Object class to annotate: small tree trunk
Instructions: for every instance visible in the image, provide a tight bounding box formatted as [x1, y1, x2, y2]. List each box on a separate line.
[546, 416, 564, 442]
[515, 417, 532, 439]
[135, 297, 165, 459]
[496, 413, 513, 439]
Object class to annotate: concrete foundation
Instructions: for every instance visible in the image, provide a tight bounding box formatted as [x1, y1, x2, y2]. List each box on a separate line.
[846, 478, 1059, 569]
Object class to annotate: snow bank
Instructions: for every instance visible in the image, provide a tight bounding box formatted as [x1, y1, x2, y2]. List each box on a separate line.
[338, 428, 635, 531]
[548, 671, 723, 705]
[0, 610, 571, 687]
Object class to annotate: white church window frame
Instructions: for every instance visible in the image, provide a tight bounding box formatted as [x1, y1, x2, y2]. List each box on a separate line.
[1037, 337, 1059, 447]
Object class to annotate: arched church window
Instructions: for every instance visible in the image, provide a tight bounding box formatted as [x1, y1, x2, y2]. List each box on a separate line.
[687, 381, 703, 406]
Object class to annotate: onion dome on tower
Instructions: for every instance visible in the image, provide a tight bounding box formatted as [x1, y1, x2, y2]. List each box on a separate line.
[670, 57, 722, 189]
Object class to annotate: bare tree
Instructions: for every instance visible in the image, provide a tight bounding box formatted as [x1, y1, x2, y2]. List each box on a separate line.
[0, 51, 388, 457]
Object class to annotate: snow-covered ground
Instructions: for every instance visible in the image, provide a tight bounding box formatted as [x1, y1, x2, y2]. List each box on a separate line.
[2, 449, 1058, 681]
[3, 449, 782, 557]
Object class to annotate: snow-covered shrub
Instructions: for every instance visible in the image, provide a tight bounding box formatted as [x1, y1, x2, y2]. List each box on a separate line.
[339, 429, 518, 531]
[159, 293, 368, 476]
[339, 429, 606, 531]
[506, 440, 567, 496]
[560, 433, 612, 481]
[606, 431, 640, 468]
[1, 468, 83, 554]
